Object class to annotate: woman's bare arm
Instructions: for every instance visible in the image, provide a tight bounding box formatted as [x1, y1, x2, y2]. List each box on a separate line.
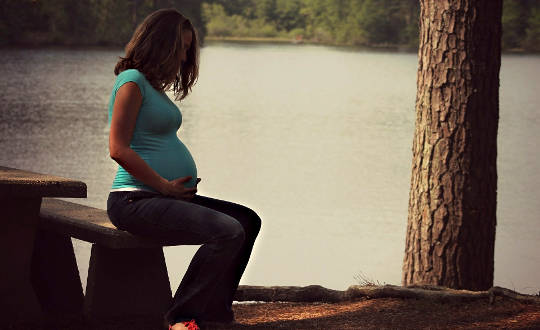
[109, 82, 196, 199]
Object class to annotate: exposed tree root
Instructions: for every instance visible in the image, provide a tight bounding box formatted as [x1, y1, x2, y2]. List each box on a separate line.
[234, 284, 540, 305]
[488, 286, 540, 304]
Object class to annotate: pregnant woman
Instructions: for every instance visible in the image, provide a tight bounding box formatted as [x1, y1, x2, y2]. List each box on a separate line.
[106, 8, 261, 330]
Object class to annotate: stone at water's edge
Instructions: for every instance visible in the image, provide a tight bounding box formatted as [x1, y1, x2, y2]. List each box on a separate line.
[234, 284, 540, 304]
[234, 284, 345, 302]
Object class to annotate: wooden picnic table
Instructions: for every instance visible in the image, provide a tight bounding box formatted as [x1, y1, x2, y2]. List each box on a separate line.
[0, 166, 86, 321]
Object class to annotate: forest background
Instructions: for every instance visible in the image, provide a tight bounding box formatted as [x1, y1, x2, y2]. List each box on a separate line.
[1, 0, 539, 52]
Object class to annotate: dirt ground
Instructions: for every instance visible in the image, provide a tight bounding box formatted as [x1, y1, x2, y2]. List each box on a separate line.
[4, 296, 540, 329]
[225, 297, 540, 329]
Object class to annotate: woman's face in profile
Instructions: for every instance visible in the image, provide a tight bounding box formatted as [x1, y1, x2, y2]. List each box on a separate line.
[180, 29, 193, 63]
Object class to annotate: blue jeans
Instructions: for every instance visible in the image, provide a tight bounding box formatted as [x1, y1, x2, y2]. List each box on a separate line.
[106, 191, 261, 324]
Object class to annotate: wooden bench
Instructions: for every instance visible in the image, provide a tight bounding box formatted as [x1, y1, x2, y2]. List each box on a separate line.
[34, 198, 173, 318]
[0, 166, 86, 322]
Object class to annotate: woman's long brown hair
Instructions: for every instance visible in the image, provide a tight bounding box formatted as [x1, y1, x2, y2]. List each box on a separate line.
[114, 8, 199, 101]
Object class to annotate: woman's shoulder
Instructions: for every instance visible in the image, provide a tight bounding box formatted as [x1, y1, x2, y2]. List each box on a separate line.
[117, 68, 148, 82]
[115, 69, 149, 96]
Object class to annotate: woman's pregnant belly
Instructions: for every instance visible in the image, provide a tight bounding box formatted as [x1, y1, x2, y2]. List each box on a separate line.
[143, 137, 198, 188]
[112, 134, 197, 191]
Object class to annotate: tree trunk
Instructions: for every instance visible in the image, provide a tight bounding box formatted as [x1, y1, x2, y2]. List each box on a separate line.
[402, 0, 502, 291]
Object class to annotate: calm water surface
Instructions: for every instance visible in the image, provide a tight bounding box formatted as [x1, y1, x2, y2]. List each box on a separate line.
[0, 43, 538, 294]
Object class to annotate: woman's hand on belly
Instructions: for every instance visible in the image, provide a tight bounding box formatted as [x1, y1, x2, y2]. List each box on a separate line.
[159, 176, 198, 200]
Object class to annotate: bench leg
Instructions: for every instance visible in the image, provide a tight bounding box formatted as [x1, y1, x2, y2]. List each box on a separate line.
[31, 229, 84, 315]
[84, 244, 172, 318]
[0, 197, 43, 322]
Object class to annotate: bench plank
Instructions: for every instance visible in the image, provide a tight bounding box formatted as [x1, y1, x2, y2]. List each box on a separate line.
[38, 198, 174, 318]
[40, 198, 162, 249]
[0, 166, 86, 198]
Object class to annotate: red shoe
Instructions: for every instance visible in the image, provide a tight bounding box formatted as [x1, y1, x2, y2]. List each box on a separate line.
[168, 319, 200, 330]
[183, 319, 200, 330]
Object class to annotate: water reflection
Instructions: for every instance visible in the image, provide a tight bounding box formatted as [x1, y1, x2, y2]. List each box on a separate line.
[0, 45, 538, 294]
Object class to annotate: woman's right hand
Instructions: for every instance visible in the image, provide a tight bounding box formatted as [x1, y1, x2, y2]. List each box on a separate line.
[158, 176, 197, 200]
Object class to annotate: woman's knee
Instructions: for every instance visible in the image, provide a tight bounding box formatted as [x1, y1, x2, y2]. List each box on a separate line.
[238, 206, 261, 237]
[217, 214, 246, 243]
[248, 208, 262, 235]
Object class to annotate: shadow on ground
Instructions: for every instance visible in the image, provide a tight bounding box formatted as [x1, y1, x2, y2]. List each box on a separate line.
[3, 297, 540, 329]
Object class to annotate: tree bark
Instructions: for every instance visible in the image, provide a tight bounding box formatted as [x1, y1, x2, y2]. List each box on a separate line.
[403, 0, 502, 290]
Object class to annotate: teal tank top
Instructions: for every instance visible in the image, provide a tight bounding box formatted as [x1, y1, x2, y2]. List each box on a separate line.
[108, 69, 197, 190]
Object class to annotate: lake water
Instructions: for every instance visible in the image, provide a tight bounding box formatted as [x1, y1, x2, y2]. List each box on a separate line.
[0, 43, 538, 295]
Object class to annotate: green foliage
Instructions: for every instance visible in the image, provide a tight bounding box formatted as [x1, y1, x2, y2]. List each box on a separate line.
[0, 0, 48, 45]
[501, 0, 540, 51]
[203, 0, 537, 51]
[275, 0, 304, 31]
[524, 5, 540, 52]
[202, 3, 281, 38]
[502, 0, 528, 49]
[0, 0, 204, 46]
[204, 0, 420, 47]
[0, 0, 537, 51]
[202, 3, 234, 37]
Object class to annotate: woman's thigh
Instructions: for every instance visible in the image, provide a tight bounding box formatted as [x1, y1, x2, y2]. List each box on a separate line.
[107, 191, 244, 246]
[190, 195, 261, 235]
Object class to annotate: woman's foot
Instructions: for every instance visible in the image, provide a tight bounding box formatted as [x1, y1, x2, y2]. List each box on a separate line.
[169, 319, 200, 330]
[169, 324, 187, 330]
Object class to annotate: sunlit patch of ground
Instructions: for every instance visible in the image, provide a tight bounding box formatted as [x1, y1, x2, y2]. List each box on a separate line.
[223, 297, 540, 329]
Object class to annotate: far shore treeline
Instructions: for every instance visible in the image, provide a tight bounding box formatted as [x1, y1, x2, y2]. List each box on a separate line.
[1, 0, 539, 52]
